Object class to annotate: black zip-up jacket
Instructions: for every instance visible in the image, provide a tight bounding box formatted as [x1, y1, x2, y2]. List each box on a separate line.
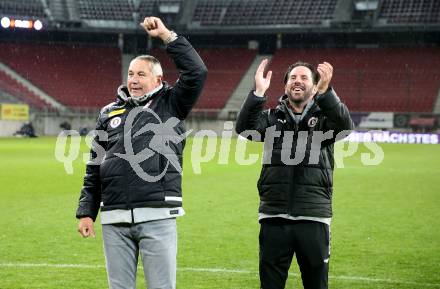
[76, 36, 207, 221]
[236, 88, 353, 218]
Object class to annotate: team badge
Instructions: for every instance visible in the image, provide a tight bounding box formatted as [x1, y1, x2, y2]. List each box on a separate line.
[110, 117, 122, 128]
[308, 117, 318, 128]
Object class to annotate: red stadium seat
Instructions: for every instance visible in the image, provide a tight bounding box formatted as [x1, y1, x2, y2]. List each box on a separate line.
[0, 43, 121, 108]
[264, 47, 440, 112]
[151, 47, 257, 110]
[0, 71, 50, 109]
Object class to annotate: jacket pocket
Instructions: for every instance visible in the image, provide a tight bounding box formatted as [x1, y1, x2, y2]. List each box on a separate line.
[258, 166, 289, 202]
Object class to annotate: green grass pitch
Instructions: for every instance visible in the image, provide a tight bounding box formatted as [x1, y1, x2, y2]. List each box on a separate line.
[0, 137, 439, 288]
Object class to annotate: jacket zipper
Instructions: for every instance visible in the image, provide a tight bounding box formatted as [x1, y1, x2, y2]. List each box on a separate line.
[288, 120, 299, 216]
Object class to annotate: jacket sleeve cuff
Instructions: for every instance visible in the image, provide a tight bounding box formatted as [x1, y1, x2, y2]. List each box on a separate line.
[76, 203, 98, 221]
[165, 36, 188, 52]
[250, 90, 267, 102]
[315, 87, 340, 111]
[163, 31, 178, 45]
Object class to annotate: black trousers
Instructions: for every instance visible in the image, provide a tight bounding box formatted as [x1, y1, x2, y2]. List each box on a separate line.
[259, 218, 330, 289]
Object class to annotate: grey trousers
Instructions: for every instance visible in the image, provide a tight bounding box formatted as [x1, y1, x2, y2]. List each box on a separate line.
[102, 218, 177, 289]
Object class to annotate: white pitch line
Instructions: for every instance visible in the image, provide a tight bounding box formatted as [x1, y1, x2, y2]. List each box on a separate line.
[0, 263, 439, 287]
[0, 263, 105, 269]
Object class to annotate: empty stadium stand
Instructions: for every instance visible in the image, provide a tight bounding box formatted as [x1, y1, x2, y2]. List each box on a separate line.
[1, 42, 438, 113]
[265, 47, 440, 112]
[0, 43, 121, 108]
[0, 0, 46, 18]
[192, 0, 337, 26]
[151, 47, 258, 110]
[138, 0, 156, 20]
[0, 40, 257, 111]
[0, 71, 49, 109]
[3, 0, 438, 28]
[76, 0, 183, 21]
[378, 0, 440, 24]
[78, 0, 133, 21]
[138, 0, 183, 21]
[1, 0, 438, 113]
[0, 41, 256, 111]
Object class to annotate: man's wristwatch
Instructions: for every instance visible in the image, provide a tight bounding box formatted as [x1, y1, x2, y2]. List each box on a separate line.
[164, 31, 178, 44]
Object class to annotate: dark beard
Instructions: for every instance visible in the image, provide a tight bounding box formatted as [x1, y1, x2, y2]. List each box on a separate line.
[288, 90, 313, 104]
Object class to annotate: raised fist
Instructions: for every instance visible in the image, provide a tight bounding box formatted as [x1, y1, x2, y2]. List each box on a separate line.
[140, 17, 171, 42]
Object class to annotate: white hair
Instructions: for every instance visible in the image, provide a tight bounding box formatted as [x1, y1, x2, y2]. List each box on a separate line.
[133, 55, 163, 77]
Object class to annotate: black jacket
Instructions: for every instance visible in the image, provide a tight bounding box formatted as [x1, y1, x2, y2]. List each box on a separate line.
[236, 88, 353, 218]
[76, 36, 207, 221]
